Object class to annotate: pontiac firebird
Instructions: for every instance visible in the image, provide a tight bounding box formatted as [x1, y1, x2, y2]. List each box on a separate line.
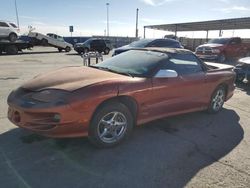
[7, 48, 235, 147]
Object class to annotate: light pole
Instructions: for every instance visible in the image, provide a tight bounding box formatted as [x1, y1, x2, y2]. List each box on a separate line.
[14, 0, 20, 29]
[135, 8, 139, 38]
[106, 3, 109, 37]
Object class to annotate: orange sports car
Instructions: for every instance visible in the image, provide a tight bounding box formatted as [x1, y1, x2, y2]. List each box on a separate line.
[7, 48, 235, 147]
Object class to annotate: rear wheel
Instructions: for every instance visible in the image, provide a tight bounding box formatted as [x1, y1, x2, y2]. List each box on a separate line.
[5, 45, 18, 55]
[41, 39, 48, 46]
[207, 86, 226, 114]
[9, 33, 17, 42]
[65, 46, 71, 52]
[88, 102, 133, 148]
[58, 48, 63, 52]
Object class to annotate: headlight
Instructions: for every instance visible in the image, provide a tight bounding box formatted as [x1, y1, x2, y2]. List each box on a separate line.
[211, 48, 220, 53]
[31, 89, 70, 104]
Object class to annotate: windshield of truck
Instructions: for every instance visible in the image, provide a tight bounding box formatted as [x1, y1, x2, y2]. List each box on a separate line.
[208, 38, 230, 44]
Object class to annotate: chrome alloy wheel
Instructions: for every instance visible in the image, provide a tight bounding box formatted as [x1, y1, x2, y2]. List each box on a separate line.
[212, 88, 225, 112]
[97, 111, 127, 143]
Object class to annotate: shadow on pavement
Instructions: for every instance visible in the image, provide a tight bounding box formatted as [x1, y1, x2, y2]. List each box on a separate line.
[0, 109, 243, 188]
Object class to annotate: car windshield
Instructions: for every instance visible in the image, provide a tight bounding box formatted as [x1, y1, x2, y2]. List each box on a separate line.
[129, 39, 154, 47]
[93, 50, 168, 77]
[83, 39, 92, 45]
[208, 38, 230, 44]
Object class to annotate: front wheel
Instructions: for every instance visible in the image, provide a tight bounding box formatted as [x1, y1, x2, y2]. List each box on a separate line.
[207, 86, 226, 114]
[9, 33, 17, 42]
[88, 102, 133, 148]
[104, 48, 110, 55]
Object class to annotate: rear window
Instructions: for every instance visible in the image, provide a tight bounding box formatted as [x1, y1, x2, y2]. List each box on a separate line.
[9, 23, 17, 28]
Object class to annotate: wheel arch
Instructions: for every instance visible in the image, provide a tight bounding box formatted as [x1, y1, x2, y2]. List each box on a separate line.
[90, 95, 138, 126]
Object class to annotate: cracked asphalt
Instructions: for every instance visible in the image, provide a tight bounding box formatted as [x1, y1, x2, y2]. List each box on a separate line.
[0, 47, 249, 188]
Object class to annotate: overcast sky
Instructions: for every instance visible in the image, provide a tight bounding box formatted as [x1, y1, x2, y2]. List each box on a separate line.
[1, 0, 250, 38]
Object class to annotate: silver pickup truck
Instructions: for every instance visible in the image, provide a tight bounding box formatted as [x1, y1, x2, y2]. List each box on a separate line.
[28, 32, 73, 52]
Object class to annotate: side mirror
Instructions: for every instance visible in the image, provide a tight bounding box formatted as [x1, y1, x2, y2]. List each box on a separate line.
[154, 69, 178, 78]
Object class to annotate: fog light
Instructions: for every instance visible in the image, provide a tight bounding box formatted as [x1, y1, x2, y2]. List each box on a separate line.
[53, 114, 61, 123]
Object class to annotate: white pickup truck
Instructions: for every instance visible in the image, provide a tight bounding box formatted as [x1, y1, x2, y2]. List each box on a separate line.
[28, 32, 73, 52]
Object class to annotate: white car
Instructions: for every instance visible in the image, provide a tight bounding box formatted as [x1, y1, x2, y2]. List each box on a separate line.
[28, 32, 73, 52]
[0, 20, 19, 42]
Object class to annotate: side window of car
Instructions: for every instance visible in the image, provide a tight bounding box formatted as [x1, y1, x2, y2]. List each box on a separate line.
[230, 38, 241, 45]
[162, 54, 203, 76]
[0, 22, 9, 27]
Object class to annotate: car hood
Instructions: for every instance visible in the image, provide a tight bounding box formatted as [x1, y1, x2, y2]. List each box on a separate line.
[198, 43, 224, 48]
[21, 66, 130, 91]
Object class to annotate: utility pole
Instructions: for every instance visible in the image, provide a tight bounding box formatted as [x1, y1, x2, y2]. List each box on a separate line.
[106, 3, 109, 37]
[135, 8, 139, 38]
[14, 0, 20, 29]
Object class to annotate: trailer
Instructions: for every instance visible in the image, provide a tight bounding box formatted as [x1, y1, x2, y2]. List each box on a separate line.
[0, 40, 33, 55]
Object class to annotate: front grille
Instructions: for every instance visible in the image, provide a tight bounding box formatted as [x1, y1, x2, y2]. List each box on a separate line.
[196, 47, 213, 54]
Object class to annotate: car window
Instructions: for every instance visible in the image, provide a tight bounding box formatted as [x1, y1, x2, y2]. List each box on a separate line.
[0, 22, 9, 27]
[162, 53, 203, 75]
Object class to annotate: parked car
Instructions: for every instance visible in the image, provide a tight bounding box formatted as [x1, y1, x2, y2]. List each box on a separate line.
[0, 20, 19, 42]
[195, 37, 250, 63]
[7, 48, 235, 148]
[234, 57, 250, 82]
[112, 38, 183, 56]
[28, 32, 73, 52]
[74, 38, 112, 55]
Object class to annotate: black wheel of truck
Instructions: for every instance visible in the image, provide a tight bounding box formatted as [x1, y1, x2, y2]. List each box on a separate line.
[5, 45, 18, 55]
[41, 39, 48, 46]
[104, 47, 110, 55]
[65, 46, 71, 52]
[218, 53, 226, 63]
[9, 33, 17, 42]
[58, 48, 63, 52]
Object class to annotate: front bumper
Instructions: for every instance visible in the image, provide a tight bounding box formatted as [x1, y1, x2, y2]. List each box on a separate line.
[8, 104, 89, 138]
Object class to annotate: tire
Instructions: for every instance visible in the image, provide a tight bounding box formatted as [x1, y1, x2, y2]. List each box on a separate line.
[84, 48, 89, 54]
[236, 75, 245, 83]
[104, 47, 110, 55]
[58, 48, 63, 52]
[9, 33, 17, 42]
[207, 86, 226, 114]
[5, 45, 18, 55]
[41, 39, 48, 46]
[65, 46, 71, 52]
[88, 102, 134, 148]
[218, 53, 226, 63]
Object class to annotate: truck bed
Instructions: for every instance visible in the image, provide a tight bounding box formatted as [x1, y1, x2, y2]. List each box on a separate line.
[205, 62, 234, 72]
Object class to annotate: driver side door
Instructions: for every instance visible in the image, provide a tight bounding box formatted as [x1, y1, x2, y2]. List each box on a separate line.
[148, 53, 207, 120]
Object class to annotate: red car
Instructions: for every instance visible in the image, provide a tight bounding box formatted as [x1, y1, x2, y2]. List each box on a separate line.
[195, 37, 250, 63]
[7, 48, 235, 147]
